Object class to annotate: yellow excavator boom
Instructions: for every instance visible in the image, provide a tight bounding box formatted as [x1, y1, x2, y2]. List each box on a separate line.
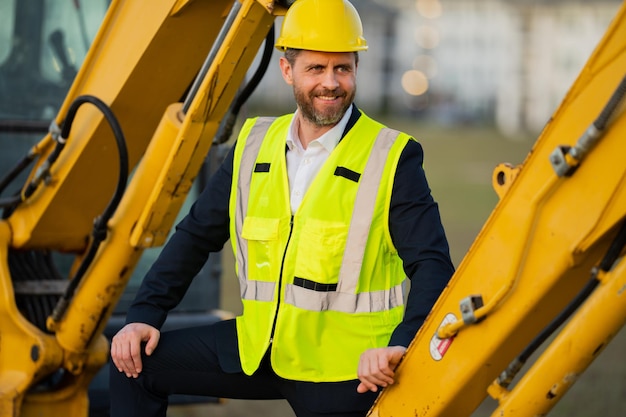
[370, 2, 626, 416]
[0, 1, 280, 415]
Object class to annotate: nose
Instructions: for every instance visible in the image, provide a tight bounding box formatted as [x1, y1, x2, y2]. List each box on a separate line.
[320, 70, 340, 90]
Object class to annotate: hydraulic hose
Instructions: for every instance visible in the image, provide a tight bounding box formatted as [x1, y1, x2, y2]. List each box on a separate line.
[1, 109, 78, 212]
[214, 24, 275, 144]
[497, 219, 626, 388]
[569, 74, 626, 162]
[0, 153, 37, 213]
[592, 74, 626, 131]
[48, 94, 129, 325]
[553, 74, 626, 176]
[0, 146, 39, 194]
[57, 95, 130, 225]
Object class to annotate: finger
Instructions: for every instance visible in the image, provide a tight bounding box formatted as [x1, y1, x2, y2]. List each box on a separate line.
[129, 338, 143, 376]
[357, 355, 376, 391]
[114, 332, 140, 377]
[120, 340, 137, 377]
[144, 331, 160, 356]
[359, 356, 389, 391]
[357, 377, 379, 393]
[111, 336, 133, 375]
[357, 381, 377, 394]
[376, 353, 396, 380]
[110, 339, 122, 371]
[368, 372, 393, 388]
[388, 346, 407, 368]
[360, 353, 392, 387]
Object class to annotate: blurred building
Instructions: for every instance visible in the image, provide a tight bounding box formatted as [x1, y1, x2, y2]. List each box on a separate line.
[249, 0, 622, 136]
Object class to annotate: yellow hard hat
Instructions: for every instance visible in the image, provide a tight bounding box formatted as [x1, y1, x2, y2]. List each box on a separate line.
[275, 0, 368, 52]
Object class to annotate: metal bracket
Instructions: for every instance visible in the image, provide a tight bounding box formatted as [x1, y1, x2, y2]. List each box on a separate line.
[460, 295, 484, 324]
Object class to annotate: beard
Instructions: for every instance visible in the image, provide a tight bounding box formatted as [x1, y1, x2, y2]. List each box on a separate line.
[293, 85, 356, 127]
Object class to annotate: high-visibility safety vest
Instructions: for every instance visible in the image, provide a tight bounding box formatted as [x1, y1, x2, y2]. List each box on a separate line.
[229, 111, 413, 382]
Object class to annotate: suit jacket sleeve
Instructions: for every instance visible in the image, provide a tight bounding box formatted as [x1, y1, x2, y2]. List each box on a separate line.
[387, 140, 455, 347]
[124, 145, 235, 328]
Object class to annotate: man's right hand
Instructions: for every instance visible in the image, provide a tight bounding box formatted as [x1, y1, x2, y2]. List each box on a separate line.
[110, 322, 160, 378]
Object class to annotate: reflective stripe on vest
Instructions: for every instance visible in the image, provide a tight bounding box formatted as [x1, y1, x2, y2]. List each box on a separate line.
[234, 117, 276, 303]
[235, 118, 403, 313]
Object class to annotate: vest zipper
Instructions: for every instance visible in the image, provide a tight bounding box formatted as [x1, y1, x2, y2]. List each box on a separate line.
[269, 215, 294, 344]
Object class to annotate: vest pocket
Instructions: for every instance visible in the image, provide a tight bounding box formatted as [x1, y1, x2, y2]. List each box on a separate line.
[241, 216, 280, 282]
[293, 218, 348, 286]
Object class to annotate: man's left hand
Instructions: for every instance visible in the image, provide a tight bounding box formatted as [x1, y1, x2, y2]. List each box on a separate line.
[356, 346, 407, 393]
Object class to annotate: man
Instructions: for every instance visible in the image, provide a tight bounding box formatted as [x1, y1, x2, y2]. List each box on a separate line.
[110, 0, 455, 416]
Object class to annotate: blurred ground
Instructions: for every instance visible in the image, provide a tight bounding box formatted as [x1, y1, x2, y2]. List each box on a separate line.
[171, 398, 294, 417]
[169, 123, 625, 417]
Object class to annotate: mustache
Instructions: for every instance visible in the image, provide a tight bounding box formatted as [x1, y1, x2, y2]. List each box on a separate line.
[313, 88, 346, 98]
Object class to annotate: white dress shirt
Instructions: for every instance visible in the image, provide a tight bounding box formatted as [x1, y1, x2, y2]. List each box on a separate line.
[285, 107, 353, 214]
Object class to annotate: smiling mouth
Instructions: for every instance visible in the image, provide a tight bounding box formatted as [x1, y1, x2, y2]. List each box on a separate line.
[314, 89, 345, 102]
[315, 93, 344, 103]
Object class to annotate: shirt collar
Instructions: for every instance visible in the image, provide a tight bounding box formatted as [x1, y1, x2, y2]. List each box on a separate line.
[286, 105, 353, 153]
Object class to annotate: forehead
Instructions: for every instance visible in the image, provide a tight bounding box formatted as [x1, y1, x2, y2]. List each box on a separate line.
[294, 50, 356, 66]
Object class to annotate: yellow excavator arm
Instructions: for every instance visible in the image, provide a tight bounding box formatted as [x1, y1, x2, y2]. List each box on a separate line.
[370, 2, 626, 416]
[0, 0, 282, 415]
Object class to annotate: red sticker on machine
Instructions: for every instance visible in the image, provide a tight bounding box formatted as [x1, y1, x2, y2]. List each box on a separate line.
[429, 313, 457, 361]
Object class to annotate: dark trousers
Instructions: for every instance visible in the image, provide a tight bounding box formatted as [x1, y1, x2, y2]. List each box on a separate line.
[109, 319, 378, 417]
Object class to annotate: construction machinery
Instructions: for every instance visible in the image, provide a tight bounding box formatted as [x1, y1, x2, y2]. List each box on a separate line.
[0, 0, 624, 416]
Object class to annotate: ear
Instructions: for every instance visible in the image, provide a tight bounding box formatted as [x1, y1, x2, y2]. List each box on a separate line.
[279, 56, 293, 85]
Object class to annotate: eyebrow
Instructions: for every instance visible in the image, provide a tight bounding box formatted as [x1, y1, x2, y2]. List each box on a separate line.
[303, 62, 354, 70]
